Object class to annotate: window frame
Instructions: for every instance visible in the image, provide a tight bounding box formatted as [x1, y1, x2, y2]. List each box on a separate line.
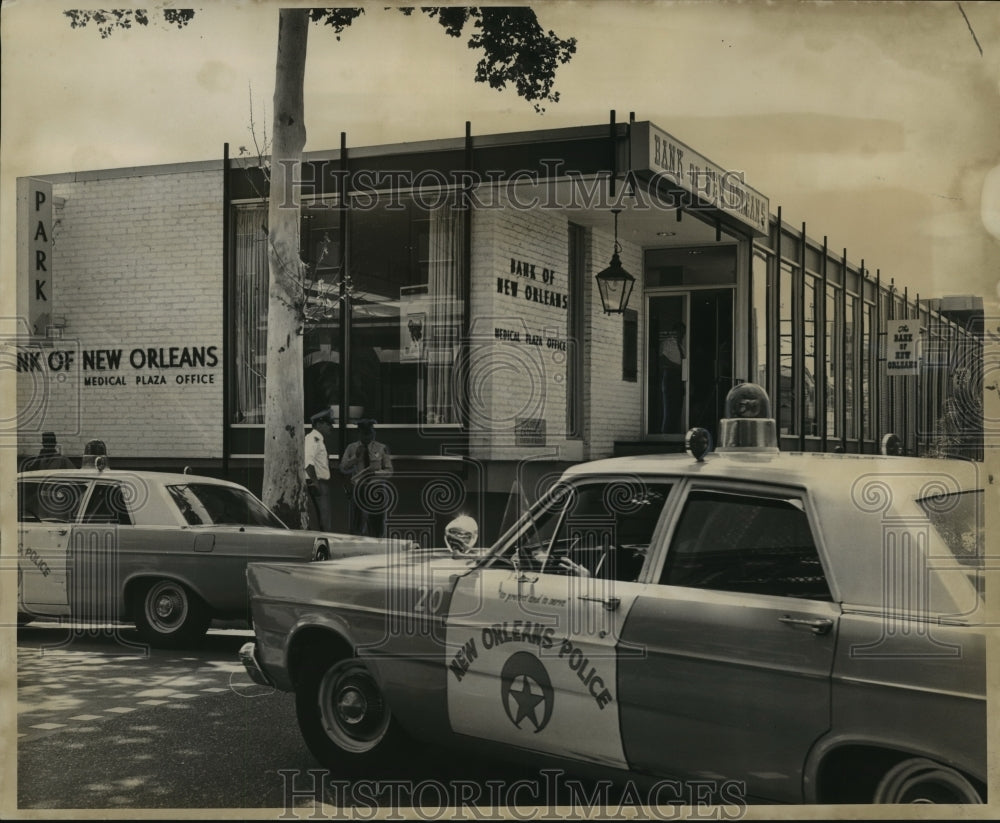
[17, 478, 93, 524]
[81, 481, 135, 526]
[165, 483, 287, 529]
[651, 480, 838, 603]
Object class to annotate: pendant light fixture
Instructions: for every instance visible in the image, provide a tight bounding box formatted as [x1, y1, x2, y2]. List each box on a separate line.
[595, 209, 635, 314]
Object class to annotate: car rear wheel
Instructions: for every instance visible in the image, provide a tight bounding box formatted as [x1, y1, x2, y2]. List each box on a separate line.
[134, 579, 210, 648]
[873, 758, 983, 804]
[295, 656, 404, 772]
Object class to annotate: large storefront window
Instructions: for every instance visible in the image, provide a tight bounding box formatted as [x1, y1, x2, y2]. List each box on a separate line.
[752, 250, 769, 387]
[232, 195, 465, 426]
[862, 300, 875, 441]
[233, 204, 268, 423]
[825, 285, 839, 439]
[345, 194, 464, 424]
[844, 292, 857, 439]
[803, 275, 818, 436]
[302, 202, 343, 419]
[778, 262, 795, 434]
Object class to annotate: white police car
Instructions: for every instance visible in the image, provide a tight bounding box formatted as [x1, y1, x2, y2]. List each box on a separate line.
[241, 384, 988, 804]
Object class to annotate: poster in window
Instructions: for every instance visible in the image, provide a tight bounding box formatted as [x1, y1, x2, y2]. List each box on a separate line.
[401, 311, 426, 362]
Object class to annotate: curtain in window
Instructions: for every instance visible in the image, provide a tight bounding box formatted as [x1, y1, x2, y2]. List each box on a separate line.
[425, 208, 464, 424]
[234, 205, 268, 423]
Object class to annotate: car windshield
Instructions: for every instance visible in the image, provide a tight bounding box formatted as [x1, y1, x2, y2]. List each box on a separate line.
[483, 476, 672, 582]
[167, 483, 286, 528]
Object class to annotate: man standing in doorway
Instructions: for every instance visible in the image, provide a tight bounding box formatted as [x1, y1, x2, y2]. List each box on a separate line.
[659, 321, 686, 432]
[340, 419, 393, 537]
[304, 410, 335, 532]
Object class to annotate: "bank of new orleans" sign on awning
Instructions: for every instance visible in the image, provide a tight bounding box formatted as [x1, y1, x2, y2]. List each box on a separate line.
[630, 121, 770, 234]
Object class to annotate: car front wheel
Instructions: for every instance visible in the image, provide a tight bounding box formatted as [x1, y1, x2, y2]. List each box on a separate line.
[134, 579, 210, 648]
[295, 656, 403, 772]
[873, 758, 983, 804]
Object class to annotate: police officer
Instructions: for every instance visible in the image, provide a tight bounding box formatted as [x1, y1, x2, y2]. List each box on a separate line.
[340, 419, 393, 537]
[304, 410, 335, 531]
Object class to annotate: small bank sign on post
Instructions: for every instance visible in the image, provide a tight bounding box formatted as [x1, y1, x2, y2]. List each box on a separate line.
[886, 318, 920, 376]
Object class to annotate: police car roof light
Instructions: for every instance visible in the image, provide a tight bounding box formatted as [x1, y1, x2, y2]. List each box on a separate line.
[716, 383, 779, 453]
[685, 427, 712, 461]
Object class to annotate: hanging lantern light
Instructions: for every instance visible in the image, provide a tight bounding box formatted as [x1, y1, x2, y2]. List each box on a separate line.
[595, 209, 635, 314]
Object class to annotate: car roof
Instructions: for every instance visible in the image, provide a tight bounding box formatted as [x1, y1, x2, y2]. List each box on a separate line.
[563, 450, 983, 489]
[562, 450, 984, 617]
[17, 468, 247, 489]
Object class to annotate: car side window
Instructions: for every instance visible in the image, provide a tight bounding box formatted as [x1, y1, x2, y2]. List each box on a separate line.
[167, 483, 285, 528]
[82, 482, 134, 526]
[660, 489, 831, 601]
[18, 479, 90, 523]
[541, 480, 672, 582]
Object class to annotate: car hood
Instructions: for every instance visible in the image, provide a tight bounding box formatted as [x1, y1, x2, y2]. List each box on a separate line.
[249, 544, 477, 578]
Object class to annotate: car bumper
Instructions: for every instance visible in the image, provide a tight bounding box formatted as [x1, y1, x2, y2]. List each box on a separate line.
[239, 641, 274, 688]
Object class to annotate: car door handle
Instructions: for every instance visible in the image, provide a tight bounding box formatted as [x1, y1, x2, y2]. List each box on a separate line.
[778, 616, 833, 635]
[578, 595, 621, 612]
[49, 527, 68, 536]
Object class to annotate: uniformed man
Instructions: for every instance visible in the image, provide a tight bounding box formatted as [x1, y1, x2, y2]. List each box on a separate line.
[304, 410, 335, 532]
[340, 419, 393, 537]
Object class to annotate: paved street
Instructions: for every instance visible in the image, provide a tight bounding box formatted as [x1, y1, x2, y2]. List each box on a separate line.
[15, 622, 581, 813]
[17, 623, 309, 809]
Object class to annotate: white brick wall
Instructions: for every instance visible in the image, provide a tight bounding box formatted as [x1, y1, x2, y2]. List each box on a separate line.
[467, 191, 645, 462]
[16, 167, 649, 466]
[17, 168, 224, 460]
[585, 225, 643, 459]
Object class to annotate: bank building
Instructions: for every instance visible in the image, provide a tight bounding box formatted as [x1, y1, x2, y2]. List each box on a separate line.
[16, 115, 985, 538]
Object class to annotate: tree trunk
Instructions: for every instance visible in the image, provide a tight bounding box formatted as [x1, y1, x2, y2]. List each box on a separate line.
[262, 8, 309, 527]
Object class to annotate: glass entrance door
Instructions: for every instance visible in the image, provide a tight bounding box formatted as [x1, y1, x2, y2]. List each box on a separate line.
[647, 290, 733, 439]
[647, 295, 688, 436]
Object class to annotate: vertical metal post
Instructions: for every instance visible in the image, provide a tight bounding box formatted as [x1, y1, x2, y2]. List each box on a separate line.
[854, 264, 863, 456]
[887, 279, 896, 444]
[222, 142, 232, 478]
[338, 131, 351, 444]
[914, 293, 922, 454]
[864, 268, 875, 454]
[770, 208, 781, 420]
[798, 223, 807, 450]
[902, 286, 909, 453]
[819, 236, 828, 451]
[839, 249, 848, 452]
[462, 121, 474, 433]
[747, 245, 755, 381]
[874, 269, 881, 445]
[609, 109, 617, 201]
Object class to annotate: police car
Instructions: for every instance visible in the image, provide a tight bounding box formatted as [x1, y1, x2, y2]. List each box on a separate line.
[17, 460, 410, 647]
[240, 384, 988, 804]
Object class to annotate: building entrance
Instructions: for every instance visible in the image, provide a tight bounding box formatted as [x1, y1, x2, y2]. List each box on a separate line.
[646, 289, 733, 440]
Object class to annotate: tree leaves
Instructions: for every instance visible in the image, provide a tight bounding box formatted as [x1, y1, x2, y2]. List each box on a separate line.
[63, 8, 194, 39]
[309, 8, 365, 39]
[419, 6, 578, 112]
